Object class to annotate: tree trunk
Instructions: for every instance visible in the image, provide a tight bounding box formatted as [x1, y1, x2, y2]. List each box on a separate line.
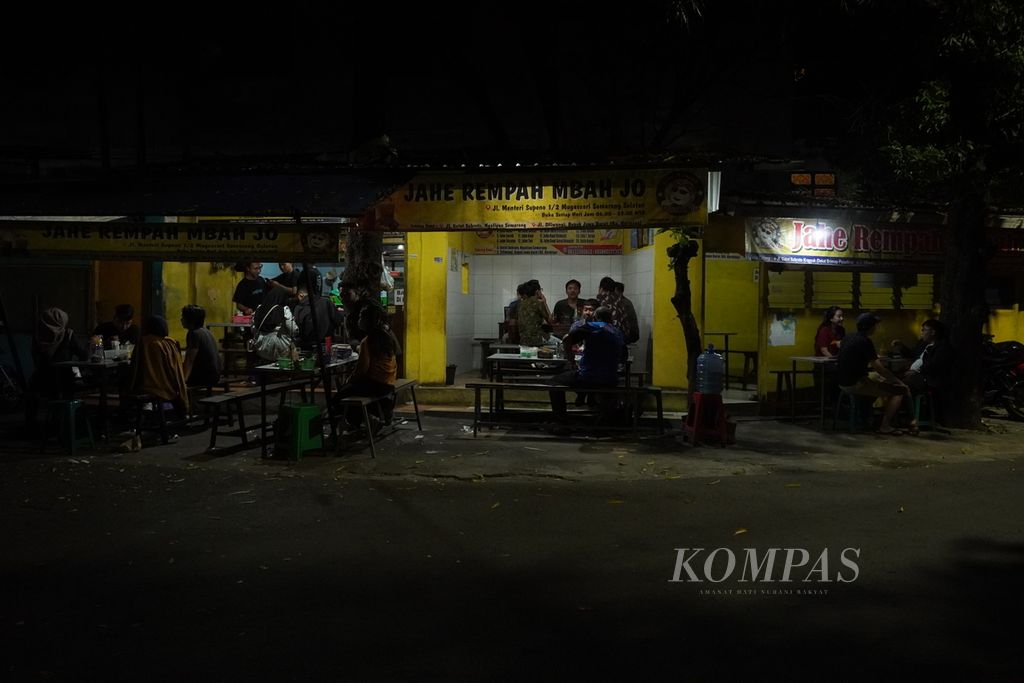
[668, 240, 703, 407]
[939, 190, 990, 428]
[342, 227, 384, 340]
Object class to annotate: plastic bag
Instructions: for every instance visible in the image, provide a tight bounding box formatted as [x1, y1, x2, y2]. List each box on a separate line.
[381, 256, 395, 291]
[248, 329, 296, 361]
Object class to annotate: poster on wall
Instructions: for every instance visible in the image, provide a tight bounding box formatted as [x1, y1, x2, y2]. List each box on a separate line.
[380, 169, 708, 232]
[769, 313, 797, 347]
[630, 228, 654, 250]
[473, 228, 622, 255]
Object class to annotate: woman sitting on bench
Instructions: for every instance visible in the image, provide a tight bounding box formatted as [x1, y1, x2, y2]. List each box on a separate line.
[334, 304, 397, 433]
[128, 315, 190, 418]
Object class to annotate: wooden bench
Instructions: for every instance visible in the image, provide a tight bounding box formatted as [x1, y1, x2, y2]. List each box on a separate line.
[466, 381, 664, 437]
[726, 350, 758, 390]
[769, 369, 816, 417]
[196, 380, 309, 450]
[333, 378, 422, 458]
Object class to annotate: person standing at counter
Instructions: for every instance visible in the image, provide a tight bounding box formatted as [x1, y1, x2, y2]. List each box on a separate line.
[613, 281, 640, 345]
[232, 262, 268, 316]
[272, 262, 302, 296]
[597, 276, 639, 344]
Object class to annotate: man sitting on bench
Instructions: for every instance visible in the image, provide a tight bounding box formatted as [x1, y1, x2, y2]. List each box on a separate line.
[548, 306, 625, 427]
[333, 304, 397, 434]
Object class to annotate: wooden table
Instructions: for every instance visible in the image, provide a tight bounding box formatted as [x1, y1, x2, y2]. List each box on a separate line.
[253, 357, 357, 457]
[53, 357, 131, 440]
[789, 355, 837, 429]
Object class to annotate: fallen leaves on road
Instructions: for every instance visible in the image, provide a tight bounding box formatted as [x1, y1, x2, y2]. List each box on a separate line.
[898, 506, 905, 513]
[707, 479, 721, 485]
[490, 502, 501, 510]
[734, 528, 748, 536]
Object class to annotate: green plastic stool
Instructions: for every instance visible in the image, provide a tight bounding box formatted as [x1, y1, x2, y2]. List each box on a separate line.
[41, 399, 95, 456]
[913, 392, 936, 430]
[274, 403, 323, 460]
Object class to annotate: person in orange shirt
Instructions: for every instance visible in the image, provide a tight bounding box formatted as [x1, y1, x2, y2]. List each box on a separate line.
[334, 304, 397, 433]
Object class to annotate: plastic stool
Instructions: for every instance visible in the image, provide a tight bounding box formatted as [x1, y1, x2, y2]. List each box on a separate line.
[833, 387, 868, 432]
[40, 399, 95, 456]
[913, 392, 936, 430]
[682, 391, 728, 447]
[275, 403, 323, 460]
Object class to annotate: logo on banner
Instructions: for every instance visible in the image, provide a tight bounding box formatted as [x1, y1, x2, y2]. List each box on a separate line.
[656, 171, 705, 216]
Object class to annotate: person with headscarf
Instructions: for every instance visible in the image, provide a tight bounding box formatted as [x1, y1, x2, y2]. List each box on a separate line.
[128, 315, 189, 416]
[25, 307, 88, 431]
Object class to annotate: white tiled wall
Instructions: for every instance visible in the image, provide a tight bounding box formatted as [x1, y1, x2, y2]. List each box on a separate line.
[446, 247, 475, 376]
[455, 252, 660, 370]
[622, 247, 654, 374]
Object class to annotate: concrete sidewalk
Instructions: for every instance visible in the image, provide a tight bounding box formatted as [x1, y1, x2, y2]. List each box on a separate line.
[5, 402, 1023, 483]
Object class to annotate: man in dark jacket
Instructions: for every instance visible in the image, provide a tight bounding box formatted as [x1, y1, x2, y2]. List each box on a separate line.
[294, 285, 342, 352]
[548, 306, 625, 425]
[901, 319, 953, 424]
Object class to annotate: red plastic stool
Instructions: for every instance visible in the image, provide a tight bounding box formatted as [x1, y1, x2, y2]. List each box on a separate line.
[683, 391, 729, 447]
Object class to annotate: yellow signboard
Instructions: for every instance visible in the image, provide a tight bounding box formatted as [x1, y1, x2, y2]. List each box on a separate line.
[383, 169, 707, 231]
[473, 228, 622, 255]
[745, 217, 945, 266]
[0, 219, 343, 260]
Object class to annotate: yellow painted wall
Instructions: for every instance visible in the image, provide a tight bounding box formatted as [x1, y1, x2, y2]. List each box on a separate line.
[406, 232, 448, 384]
[94, 261, 143, 329]
[988, 307, 1024, 342]
[703, 258, 760, 361]
[652, 231, 703, 389]
[163, 262, 238, 347]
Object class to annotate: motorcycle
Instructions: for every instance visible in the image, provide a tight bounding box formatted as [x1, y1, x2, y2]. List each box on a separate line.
[981, 336, 1024, 420]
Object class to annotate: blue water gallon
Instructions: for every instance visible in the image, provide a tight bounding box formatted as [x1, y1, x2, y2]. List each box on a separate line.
[696, 343, 725, 395]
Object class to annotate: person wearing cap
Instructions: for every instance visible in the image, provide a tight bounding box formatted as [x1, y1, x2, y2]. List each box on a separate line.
[94, 303, 140, 349]
[836, 312, 914, 435]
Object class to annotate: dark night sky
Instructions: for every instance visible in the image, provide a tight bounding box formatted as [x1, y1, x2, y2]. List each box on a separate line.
[0, 2, 929, 170]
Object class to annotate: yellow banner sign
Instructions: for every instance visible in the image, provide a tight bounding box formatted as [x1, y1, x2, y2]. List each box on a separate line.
[473, 228, 622, 255]
[745, 218, 945, 266]
[0, 220, 342, 260]
[383, 169, 707, 231]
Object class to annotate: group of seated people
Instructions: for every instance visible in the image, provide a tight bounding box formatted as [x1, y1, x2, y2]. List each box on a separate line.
[24, 286, 401, 440]
[815, 306, 952, 435]
[25, 304, 204, 433]
[503, 276, 640, 346]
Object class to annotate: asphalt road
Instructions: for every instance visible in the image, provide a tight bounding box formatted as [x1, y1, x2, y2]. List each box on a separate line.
[2, 448, 1023, 681]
